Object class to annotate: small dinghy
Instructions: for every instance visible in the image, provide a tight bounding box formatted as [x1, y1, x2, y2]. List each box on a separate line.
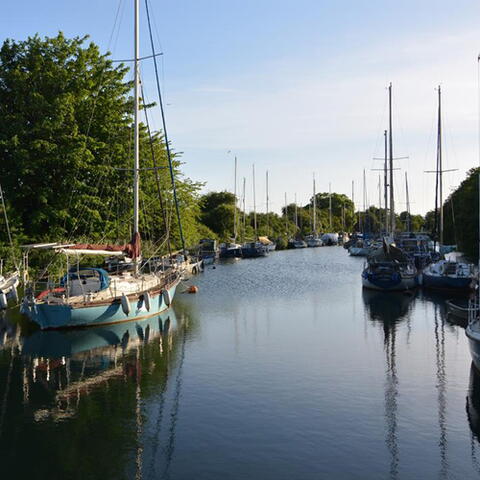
[446, 299, 477, 320]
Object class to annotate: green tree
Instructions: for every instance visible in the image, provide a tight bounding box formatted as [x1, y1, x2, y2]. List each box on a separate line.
[0, 33, 205, 255]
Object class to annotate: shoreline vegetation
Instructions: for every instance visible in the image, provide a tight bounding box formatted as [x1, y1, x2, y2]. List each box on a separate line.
[0, 33, 478, 271]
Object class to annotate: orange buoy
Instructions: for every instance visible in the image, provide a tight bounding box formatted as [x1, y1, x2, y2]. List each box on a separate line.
[187, 285, 199, 294]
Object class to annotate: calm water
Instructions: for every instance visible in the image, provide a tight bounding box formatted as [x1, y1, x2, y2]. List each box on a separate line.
[1, 247, 479, 479]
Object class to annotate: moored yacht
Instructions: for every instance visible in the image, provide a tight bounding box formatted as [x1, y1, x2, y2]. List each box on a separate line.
[20, 1, 183, 329]
[241, 241, 269, 258]
[362, 241, 418, 291]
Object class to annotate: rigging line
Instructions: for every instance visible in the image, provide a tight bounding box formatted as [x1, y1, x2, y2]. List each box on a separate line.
[63, 1, 126, 229]
[145, 0, 185, 253]
[107, 0, 124, 50]
[112, 53, 164, 63]
[67, 120, 132, 241]
[141, 83, 172, 257]
[145, 0, 166, 92]
[112, 0, 126, 56]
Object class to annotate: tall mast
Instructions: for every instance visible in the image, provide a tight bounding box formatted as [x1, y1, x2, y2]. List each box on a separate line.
[363, 169, 366, 232]
[295, 193, 298, 229]
[133, 0, 140, 272]
[437, 86, 443, 245]
[329, 182, 332, 230]
[266, 170, 269, 237]
[389, 83, 395, 233]
[352, 180, 355, 232]
[242, 177, 246, 241]
[252, 164, 257, 237]
[384, 129, 388, 233]
[233, 156, 237, 241]
[405, 172, 411, 232]
[313, 175, 317, 233]
[285, 192, 288, 233]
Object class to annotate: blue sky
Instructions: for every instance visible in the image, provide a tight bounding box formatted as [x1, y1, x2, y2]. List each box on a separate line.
[3, 0, 480, 215]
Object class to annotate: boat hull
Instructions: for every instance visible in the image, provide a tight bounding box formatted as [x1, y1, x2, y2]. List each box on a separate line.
[467, 326, 480, 372]
[362, 271, 417, 291]
[219, 248, 242, 258]
[241, 248, 268, 258]
[24, 281, 179, 330]
[423, 272, 474, 291]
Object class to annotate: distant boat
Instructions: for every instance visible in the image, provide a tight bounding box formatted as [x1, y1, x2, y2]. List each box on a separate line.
[219, 242, 242, 259]
[258, 236, 276, 252]
[305, 235, 322, 247]
[306, 175, 322, 247]
[321, 233, 338, 246]
[348, 237, 373, 257]
[288, 239, 307, 249]
[197, 238, 217, 265]
[241, 241, 269, 258]
[362, 241, 418, 291]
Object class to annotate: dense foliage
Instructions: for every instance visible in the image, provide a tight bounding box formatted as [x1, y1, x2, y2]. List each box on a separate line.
[0, 33, 210, 265]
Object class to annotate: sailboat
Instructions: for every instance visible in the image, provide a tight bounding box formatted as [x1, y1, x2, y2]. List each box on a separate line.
[264, 170, 276, 252]
[423, 87, 475, 291]
[321, 182, 339, 246]
[362, 84, 418, 291]
[219, 157, 242, 259]
[240, 164, 269, 258]
[20, 1, 182, 329]
[0, 183, 20, 309]
[306, 175, 322, 247]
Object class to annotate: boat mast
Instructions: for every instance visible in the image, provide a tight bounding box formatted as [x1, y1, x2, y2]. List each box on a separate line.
[384, 129, 388, 233]
[313, 175, 317, 234]
[133, 0, 140, 273]
[352, 180, 355, 232]
[295, 193, 298, 230]
[242, 177, 246, 241]
[389, 83, 395, 234]
[437, 86, 443, 245]
[252, 164, 257, 237]
[329, 182, 332, 230]
[233, 156, 237, 241]
[285, 192, 288, 234]
[363, 169, 366, 233]
[405, 172, 411, 232]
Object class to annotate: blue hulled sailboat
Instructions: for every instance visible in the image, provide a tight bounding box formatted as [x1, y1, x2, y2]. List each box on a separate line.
[21, 0, 182, 329]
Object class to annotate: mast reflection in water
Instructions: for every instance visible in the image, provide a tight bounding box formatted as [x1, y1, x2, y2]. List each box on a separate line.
[363, 290, 415, 479]
[0, 306, 194, 479]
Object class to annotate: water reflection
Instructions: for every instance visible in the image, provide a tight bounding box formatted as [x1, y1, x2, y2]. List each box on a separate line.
[0, 307, 194, 479]
[363, 291, 414, 480]
[434, 303, 448, 479]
